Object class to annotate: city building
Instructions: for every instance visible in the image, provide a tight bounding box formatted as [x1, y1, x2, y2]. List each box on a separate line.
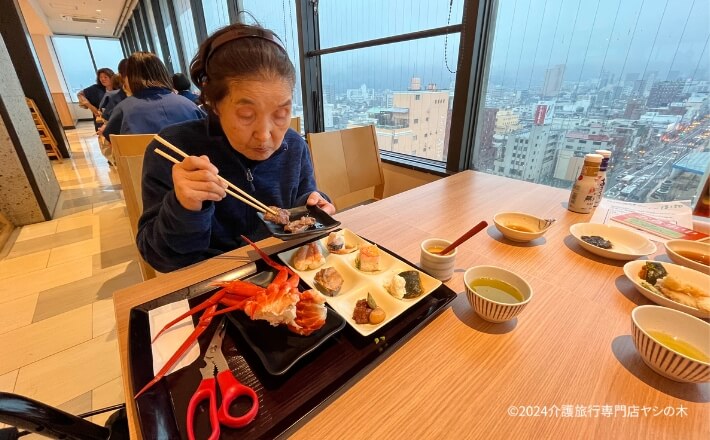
[494, 124, 561, 182]
[647, 80, 686, 107]
[494, 109, 521, 134]
[542, 64, 565, 98]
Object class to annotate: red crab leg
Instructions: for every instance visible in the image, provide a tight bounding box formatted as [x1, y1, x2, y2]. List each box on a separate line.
[241, 235, 295, 276]
[211, 279, 265, 297]
[135, 304, 218, 399]
[151, 290, 226, 343]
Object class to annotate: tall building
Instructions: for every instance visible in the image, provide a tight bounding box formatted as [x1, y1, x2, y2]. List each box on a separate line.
[494, 124, 560, 182]
[542, 64, 565, 98]
[646, 80, 685, 108]
[357, 90, 450, 160]
[478, 108, 498, 169]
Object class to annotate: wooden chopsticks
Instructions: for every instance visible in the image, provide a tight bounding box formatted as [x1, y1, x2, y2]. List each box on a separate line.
[152, 135, 277, 216]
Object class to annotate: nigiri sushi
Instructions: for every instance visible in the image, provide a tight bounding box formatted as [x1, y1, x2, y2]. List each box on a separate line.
[327, 231, 357, 254]
[356, 245, 380, 272]
[292, 242, 326, 271]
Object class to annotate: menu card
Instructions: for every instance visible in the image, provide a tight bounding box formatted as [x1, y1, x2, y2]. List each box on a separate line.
[611, 212, 708, 240]
[591, 199, 697, 243]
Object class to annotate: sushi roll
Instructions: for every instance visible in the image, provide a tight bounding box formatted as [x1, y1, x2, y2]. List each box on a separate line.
[313, 267, 344, 296]
[327, 231, 357, 254]
[385, 270, 424, 299]
[357, 245, 380, 272]
[292, 242, 326, 271]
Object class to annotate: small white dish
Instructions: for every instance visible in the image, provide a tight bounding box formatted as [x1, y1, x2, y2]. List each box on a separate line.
[623, 260, 710, 319]
[570, 223, 656, 260]
[493, 212, 554, 242]
[664, 239, 710, 274]
[631, 305, 710, 383]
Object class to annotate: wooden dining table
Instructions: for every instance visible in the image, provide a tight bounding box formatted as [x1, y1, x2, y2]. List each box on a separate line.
[114, 170, 709, 439]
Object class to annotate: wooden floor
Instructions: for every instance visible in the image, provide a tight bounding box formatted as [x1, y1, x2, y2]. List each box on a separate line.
[0, 122, 142, 430]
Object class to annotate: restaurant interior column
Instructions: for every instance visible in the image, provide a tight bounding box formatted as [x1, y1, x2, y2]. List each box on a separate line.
[0, 33, 61, 225]
[0, 0, 70, 158]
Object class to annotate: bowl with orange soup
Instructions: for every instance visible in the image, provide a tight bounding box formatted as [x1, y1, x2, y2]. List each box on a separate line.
[664, 239, 710, 274]
[493, 212, 554, 242]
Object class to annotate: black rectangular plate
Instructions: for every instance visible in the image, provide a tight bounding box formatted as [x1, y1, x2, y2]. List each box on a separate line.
[129, 237, 457, 440]
[257, 205, 341, 240]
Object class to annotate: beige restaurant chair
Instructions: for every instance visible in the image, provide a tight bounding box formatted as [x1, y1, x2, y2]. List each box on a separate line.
[306, 125, 385, 210]
[110, 134, 157, 280]
[290, 116, 302, 133]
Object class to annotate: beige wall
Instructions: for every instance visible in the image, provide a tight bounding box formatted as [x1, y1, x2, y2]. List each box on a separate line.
[30, 34, 77, 127]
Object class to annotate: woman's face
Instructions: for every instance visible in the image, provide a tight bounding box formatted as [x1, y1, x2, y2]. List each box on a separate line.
[214, 77, 292, 161]
[99, 73, 112, 88]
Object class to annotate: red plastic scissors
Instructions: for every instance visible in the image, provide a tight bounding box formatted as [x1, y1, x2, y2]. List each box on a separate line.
[187, 319, 259, 440]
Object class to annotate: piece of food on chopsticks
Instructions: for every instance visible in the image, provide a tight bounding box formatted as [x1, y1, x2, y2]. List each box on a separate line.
[284, 216, 316, 233]
[352, 293, 386, 325]
[314, 267, 344, 296]
[356, 244, 381, 272]
[327, 231, 358, 254]
[135, 236, 327, 399]
[293, 242, 326, 271]
[638, 261, 710, 312]
[263, 206, 290, 225]
[384, 270, 424, 299]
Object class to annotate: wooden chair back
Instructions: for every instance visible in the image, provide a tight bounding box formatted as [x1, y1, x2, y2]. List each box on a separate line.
[290, 116, 302, 133]
[110, 134, 157, 280]
[306, 125, 385, 210]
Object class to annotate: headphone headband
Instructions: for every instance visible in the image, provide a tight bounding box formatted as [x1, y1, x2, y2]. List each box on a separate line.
[206, 28, 287, 63]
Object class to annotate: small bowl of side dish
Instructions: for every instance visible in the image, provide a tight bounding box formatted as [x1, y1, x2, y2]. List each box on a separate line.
[493, 212, 554, 242]
[664, 239, 710, 274]
[623, 260, 710, 319]
[464, 266, 533, 323]
[569, 223, 657, 260]
[631, 305, 710, 383]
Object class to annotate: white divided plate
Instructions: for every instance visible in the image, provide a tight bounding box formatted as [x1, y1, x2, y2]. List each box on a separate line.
[623, 260, 710, 319]
[278, 229, 442, 336]
[570, 223, 657, 261]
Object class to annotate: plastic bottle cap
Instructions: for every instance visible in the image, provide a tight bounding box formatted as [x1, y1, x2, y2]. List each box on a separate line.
[595, 149, 611, 157]
[584, 153, 603, 162]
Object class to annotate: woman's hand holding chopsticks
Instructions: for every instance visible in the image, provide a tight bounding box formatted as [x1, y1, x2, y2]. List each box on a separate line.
[172, 155, 229, 211]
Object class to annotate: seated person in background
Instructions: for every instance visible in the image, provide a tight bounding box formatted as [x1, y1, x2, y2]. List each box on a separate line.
[138, 23, 335, 272]
[172, 72, 200, 104]
[77, 67, 114, 131]
[101, 52, 204, 140]
[101, 58, 128, 121]
[96, 74, 123, 125]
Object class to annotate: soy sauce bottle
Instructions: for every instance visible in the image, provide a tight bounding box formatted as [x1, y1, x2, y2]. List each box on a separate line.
[593, 149, 612, 207]
[569, 153, 603, 214]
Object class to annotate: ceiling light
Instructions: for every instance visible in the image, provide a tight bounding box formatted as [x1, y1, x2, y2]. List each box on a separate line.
[96, 9, 101, 12]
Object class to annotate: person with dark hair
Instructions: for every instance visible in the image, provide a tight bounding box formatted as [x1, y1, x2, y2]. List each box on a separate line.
[101, 52, 203, 139]
[172, 72, 200, 104]
[78, 67, 114, 130]
[101, 58, 129, 121]
[138, 23, 334, 272]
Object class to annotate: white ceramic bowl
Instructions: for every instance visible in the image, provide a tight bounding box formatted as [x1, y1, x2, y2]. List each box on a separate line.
[623, 260, 710, 319]
[463, 266, 533, 323]
[569, 223, 657, 260]
[631, 305, 710, 383]
[493, 212, 554, 242]
[664, 239, 710, 274]
[420, 238, 457, 281]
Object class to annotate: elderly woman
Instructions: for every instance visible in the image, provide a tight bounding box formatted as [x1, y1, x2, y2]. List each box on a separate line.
[137, 24, 335, 272]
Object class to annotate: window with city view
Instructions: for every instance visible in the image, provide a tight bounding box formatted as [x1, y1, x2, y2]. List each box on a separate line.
[317, 0, 464, 163]
[473, 0, 710, 205]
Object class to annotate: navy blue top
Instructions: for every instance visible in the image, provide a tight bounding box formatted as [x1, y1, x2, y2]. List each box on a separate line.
[103, 87, 204, 139]
[178, 89, 200, 104]
[101, 88, 127, 120]
[81, 83, 105, 108]
[138, 117, 326, 272]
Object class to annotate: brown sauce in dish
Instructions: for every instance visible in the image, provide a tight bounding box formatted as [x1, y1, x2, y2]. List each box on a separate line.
[676, 250, 710, 266]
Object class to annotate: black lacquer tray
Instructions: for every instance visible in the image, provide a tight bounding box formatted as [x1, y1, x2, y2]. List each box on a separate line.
[128, 235, 457, 439]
